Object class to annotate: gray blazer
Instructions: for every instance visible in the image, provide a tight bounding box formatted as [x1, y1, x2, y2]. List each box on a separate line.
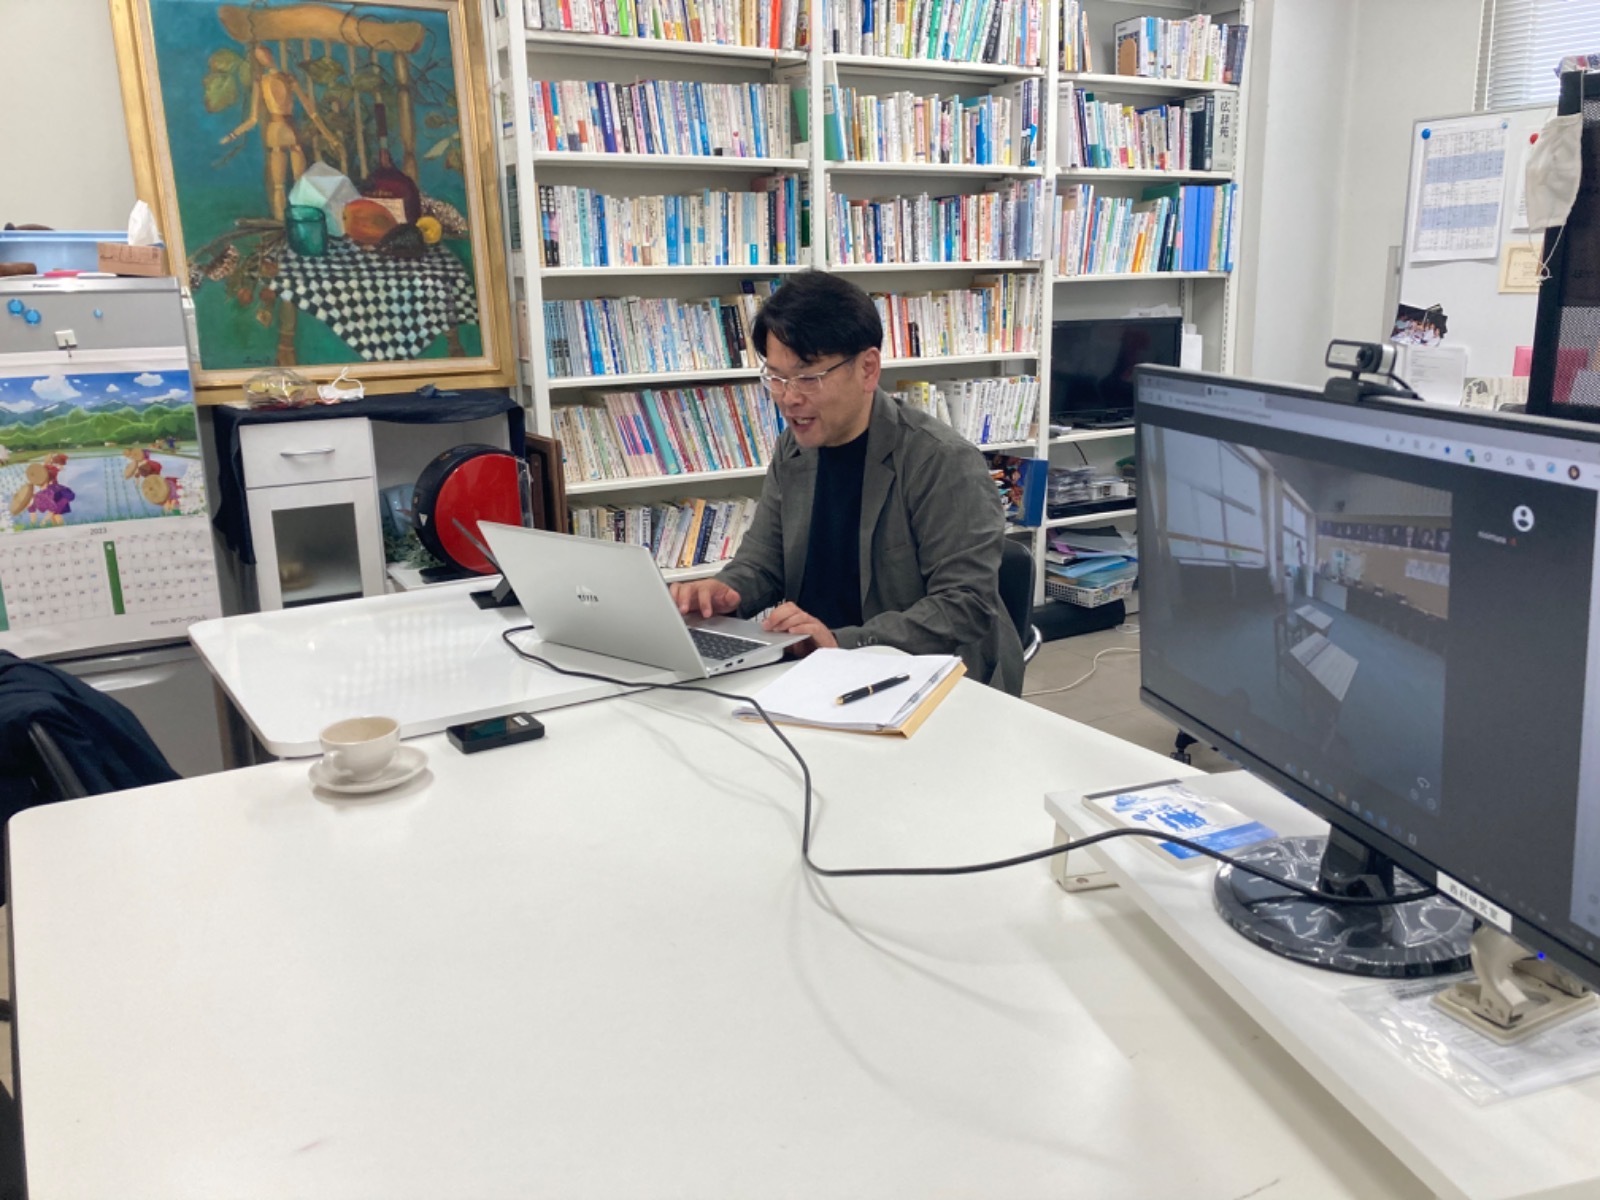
[718, 389, 1024, 693]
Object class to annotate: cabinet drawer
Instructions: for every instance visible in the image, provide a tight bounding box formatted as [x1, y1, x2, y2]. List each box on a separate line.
[240, 418, 375, 488]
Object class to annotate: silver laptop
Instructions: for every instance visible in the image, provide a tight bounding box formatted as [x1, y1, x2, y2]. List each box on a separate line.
[479, 523, 803, 678]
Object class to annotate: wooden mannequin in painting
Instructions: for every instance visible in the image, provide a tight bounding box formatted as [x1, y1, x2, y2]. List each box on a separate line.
[220, 46, 343, 222]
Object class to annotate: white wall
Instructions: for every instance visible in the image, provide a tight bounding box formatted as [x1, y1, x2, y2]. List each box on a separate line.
[1235, 0, 1357, 388]
[0, 0, 138, 230]
[1329, 0, 1481, 345]
[1238, 0, 1482, 386]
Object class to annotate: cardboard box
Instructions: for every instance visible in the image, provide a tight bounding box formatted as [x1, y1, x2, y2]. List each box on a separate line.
[96, 242, 169, 277]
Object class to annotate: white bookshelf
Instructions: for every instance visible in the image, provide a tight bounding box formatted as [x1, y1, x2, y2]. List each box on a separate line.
[491, 0, 1253, 601]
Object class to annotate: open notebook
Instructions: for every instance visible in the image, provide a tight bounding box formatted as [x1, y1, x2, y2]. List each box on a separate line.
[732, 649, 965, 736]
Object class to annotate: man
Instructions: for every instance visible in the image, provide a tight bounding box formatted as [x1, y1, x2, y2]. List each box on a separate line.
[669, 271, 1024, 693]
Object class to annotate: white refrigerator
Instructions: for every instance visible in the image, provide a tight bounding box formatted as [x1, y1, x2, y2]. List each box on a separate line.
[0, 276, 225, 776]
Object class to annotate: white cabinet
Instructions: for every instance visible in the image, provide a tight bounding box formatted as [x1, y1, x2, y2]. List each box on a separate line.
[240, 418, 385, 610]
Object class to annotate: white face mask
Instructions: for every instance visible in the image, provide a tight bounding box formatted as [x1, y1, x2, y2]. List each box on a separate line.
[1526, 113, 1582, 231]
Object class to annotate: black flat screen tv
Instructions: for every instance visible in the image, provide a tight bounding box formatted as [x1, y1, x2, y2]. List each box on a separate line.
[1050, 316, 1183, 426]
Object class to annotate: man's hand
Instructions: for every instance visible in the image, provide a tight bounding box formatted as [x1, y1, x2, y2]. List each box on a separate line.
[670, 578, 741, 619]
[763, 602, 839, 651]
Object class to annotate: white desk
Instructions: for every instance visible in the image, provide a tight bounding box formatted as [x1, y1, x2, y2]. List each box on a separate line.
[7, 674, 1431, 1199]
[1294, 604, 1336, 635]
[189, 586, 676, 759]
[1048, 776, 1600, 1200]
[1290, 632, 1360, 703]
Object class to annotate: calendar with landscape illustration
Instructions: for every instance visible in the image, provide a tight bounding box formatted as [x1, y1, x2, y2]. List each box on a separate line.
[0, 350, 221, 655]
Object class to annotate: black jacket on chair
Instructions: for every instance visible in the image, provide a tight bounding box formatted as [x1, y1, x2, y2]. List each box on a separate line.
[0, 651, 179, 812]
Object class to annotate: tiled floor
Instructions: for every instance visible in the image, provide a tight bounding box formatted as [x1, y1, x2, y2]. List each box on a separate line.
[1021, 621, 1235, 774]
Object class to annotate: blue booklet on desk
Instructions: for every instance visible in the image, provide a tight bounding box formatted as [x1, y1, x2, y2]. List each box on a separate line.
[1082, 780, 1278, 868]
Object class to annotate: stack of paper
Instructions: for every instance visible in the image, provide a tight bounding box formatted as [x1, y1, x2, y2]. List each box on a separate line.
[732, 649, 965, 736]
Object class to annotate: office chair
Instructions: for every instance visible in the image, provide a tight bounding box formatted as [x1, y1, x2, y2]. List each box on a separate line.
[28, 722, 89, 801]
[999, 539, 1043, 672]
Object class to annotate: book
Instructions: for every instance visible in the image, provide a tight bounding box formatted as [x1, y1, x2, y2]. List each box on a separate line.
[731, 649, 966, 736]
[1081, 780, 1278, 869]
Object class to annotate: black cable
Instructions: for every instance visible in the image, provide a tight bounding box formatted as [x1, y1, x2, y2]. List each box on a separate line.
[499, 627, 1440, 907]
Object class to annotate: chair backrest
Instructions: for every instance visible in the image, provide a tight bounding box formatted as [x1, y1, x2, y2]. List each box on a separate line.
[998, 538, 1035, 648]
[28, 722, 89, 802]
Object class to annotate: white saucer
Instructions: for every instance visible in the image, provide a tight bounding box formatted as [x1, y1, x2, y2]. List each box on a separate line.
[309, 746, 428, 795]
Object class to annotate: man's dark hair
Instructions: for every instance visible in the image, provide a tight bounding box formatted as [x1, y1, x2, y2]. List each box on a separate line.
[751, 271, 883, 364]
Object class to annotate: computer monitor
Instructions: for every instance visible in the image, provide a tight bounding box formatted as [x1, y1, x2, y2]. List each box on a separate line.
[1136, 365, 1600, 1027]
[1050, 317, 1182, 427]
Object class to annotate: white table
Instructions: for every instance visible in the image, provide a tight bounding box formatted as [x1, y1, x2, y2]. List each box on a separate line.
[1290, 631, 1360, 702]
[7, 673, 1433, 1199]
[1048, 776, 1600, 1200]
[189, 585, 676, 759]
[1294, 603, 1336, 635]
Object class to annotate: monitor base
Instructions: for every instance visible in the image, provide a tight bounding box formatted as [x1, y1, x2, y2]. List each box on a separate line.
[1432, 925, 1599, 1044]
[1213, 835, 1474, 978]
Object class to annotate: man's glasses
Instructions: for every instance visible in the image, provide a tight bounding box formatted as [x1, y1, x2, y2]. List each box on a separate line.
[758, 354, 857, 398]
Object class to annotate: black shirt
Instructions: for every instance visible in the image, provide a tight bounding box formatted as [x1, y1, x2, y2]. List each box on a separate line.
[796, 430, 869, 630]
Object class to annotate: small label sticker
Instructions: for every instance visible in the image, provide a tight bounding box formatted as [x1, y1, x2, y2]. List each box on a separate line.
[1437, 872, 1513, 933]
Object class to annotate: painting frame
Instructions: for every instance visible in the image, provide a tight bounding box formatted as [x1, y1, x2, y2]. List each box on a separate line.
[110, 0, 513, 403]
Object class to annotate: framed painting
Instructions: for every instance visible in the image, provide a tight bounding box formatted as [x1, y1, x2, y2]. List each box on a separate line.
[110, 0, 513, 401]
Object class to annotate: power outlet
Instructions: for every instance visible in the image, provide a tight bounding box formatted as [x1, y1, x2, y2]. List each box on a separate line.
[54, 329, 78, 350]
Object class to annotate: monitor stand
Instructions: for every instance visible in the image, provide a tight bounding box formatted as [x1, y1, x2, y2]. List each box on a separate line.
[1212, 827, 1474, 977]
[1432, 925, 1599, 1044]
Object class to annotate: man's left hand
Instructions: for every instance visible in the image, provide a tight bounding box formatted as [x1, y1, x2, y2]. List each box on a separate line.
[763, 602, 838, 651]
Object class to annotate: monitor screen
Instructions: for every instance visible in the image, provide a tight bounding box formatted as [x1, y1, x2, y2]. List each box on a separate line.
[1050, 318, 1181, 425]
[1136, 365, 1600, 989]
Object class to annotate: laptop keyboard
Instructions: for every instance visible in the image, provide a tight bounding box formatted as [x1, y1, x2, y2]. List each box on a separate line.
[689, 627, 767, 662]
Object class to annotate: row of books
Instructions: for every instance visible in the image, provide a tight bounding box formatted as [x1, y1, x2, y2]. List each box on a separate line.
[551, 383, 781, 482]
[1059, 85, 1238, 174]
[543, 282, 779, 377]
[570, 496, 760, 571]
[823, 81, 1040, 167]
[890, 375, 1040, 445]
[529, 79, 797, 159]
[536, 176, 809, 269]
[524, 0, 808, 50]
[872, 273, 1040, 360]
[1055, 182, 1236, 277]
[822, 0, 1044, 66]
[1059, 0, 1094, 73]
[826, 181, 1045, 266]
[1112, 15, 1248, 85]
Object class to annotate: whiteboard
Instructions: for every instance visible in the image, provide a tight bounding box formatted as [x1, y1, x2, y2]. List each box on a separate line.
[1399, 104, 1551, 380]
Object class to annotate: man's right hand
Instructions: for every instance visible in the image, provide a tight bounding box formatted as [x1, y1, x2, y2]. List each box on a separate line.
[669, 578, 742, 619]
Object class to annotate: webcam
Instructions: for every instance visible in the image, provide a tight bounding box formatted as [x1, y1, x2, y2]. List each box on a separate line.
[1325, 340, 1397, 377]
[1323, 339, 1416, 405]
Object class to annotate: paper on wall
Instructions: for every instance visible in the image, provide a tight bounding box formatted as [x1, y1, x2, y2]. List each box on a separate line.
[1408, 115, 1509, 263]
[1400, 343, 1470, 405]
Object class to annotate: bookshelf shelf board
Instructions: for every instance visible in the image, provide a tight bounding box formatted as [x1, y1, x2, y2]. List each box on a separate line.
[827, 161, 1044, 178]
[547, 367, 765, 390]
[532, 153, 811, 171]
[1061, 72, 1238, 94]
[1054, 270, 1229, 284]
[1057, 167, 1234, 182]
[526, 30, 807, 64]
[540, 263, 809, 278]
[661, 561, 727, 582]
[825, 54, 1045, 81]
[1052, 428, 1136, 445]
[829, 260, 1044, 273]
[977, 438, 1039, 452]
[566, 465, 769, 495]
[881, 351, 1040, 369]
[1044, 506, 1138, 529]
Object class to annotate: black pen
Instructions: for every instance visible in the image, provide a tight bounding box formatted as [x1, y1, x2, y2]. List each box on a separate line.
[835, 673, 912, 706]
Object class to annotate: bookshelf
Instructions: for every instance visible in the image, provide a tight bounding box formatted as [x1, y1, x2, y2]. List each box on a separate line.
[489, 0, 1253, 605]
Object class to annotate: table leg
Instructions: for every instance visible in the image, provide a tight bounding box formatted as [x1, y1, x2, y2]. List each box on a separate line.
[212, 680, 269, 769]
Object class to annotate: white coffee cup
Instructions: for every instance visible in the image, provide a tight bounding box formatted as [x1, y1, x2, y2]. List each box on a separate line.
[319, 716, 401, 782]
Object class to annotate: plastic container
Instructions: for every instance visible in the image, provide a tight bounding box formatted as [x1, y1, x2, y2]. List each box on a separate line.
[0, 230, 127, 274]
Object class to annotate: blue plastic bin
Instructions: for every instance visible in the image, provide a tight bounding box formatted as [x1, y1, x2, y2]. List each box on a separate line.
[0, 230, 127, 273]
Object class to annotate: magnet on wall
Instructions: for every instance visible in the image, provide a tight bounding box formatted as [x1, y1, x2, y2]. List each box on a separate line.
[23, 309, 41, 325]
[5, 299, 23, 316]
[93, 309, 104, 319]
